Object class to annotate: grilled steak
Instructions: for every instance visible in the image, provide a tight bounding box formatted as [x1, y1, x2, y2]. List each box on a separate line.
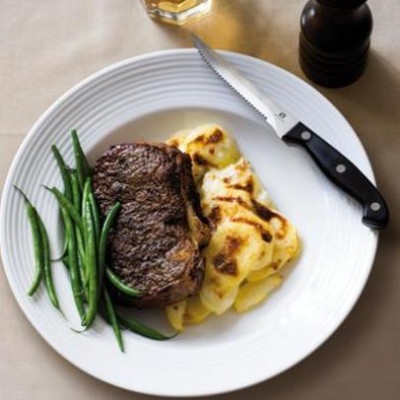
[92, 142, 210, 308]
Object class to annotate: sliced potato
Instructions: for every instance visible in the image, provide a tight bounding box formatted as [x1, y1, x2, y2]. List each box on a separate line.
[183, 296, 211, 325]
[172, 124, 240, 182]
[200, 284, 239, 316]
[164, 125, 300, 330]
[247, 265, 276, 282]
[247, 221, 299, 282]
[269, 216, 299, 271]
[234, 275, 283, 313]
[201, 159, 254, 214]
[200, 217, 273, 315]
[166, 300, 186, 331]
[185, 124, 240, 169]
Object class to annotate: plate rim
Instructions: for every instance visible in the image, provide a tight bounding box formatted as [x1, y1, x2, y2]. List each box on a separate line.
[0, 48, 379, 397]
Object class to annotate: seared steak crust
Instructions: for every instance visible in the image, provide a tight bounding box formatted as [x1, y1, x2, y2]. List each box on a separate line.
[92, 142, 209, 307]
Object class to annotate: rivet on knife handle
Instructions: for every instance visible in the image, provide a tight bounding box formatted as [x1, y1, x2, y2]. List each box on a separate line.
[283, 122, 389, 229]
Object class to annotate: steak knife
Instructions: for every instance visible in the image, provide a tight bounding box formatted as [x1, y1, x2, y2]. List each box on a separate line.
[192, 34, 389, 230]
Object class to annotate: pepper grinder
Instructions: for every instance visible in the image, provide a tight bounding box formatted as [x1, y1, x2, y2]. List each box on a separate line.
[299, 0, 373, 87]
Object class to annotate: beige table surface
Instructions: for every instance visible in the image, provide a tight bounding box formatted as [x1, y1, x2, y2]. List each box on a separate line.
[1, 1, 400, 399]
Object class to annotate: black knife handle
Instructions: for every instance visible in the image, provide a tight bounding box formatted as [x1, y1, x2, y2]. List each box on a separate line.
[282, 122, 389, 229]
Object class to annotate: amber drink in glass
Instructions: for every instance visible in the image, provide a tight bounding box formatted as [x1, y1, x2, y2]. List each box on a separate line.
[142, 0, 212, 24]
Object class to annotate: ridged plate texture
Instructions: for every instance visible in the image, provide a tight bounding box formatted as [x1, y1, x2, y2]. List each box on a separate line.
[0, 49, 378, 397]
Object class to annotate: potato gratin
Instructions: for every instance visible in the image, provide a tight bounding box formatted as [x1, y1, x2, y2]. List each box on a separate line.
[165, 125, 299, 330]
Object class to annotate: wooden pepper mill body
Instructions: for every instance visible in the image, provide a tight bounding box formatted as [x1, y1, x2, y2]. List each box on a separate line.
[299, 0, 373, 87]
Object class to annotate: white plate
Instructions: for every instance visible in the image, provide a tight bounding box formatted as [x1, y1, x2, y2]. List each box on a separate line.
[0, 49, 378, 397]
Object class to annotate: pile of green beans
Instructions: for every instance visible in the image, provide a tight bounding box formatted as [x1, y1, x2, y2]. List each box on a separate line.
[17, 129, 175, 352]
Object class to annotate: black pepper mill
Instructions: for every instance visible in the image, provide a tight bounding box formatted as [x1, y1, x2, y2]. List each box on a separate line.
[299, 0, 373, 87]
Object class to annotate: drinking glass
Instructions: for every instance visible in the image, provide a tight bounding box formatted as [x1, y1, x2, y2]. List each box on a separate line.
[142, 0, 212, 25]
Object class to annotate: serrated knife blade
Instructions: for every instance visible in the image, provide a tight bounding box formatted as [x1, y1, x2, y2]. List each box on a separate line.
[192, 34, 389, 229]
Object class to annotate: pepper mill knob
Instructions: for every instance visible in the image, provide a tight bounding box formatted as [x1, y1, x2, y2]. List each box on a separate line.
[299, 0, 373, 87]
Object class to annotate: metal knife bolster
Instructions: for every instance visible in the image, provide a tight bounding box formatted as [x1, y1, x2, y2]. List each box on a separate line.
[267, 109, 298, 138]
[282, 122, 389, 229]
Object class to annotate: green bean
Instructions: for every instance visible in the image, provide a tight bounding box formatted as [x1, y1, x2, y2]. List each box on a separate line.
[51, 146, 72, 261]
[99, 306, 125, 330]
[71, 129, 91, 190]
[98, 203, 121, 290]
[118, 313, 177, 341]
[46, 184, 87, 298]
[76, 229, 87, 285]
[81, 179, 91, 250]
[70, 170, 82, 214]
[81, 179, 91, 217]
[14, 186, 44, 296]
[51, 145, 72, 200]
[61, 208, 85, 321]
[51, 205, 69, 262]
[82, 199, 98, 328]
[45, 186, 84, 234]
[103, 289, 124, 352]
[88, 191, 100, 244]
[106, 268, 142, 298]
[70, 171, 86, 287]
[16, 187, 61, 310]
[27, 210, 44, 295]
[37, 214, 61, 311]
